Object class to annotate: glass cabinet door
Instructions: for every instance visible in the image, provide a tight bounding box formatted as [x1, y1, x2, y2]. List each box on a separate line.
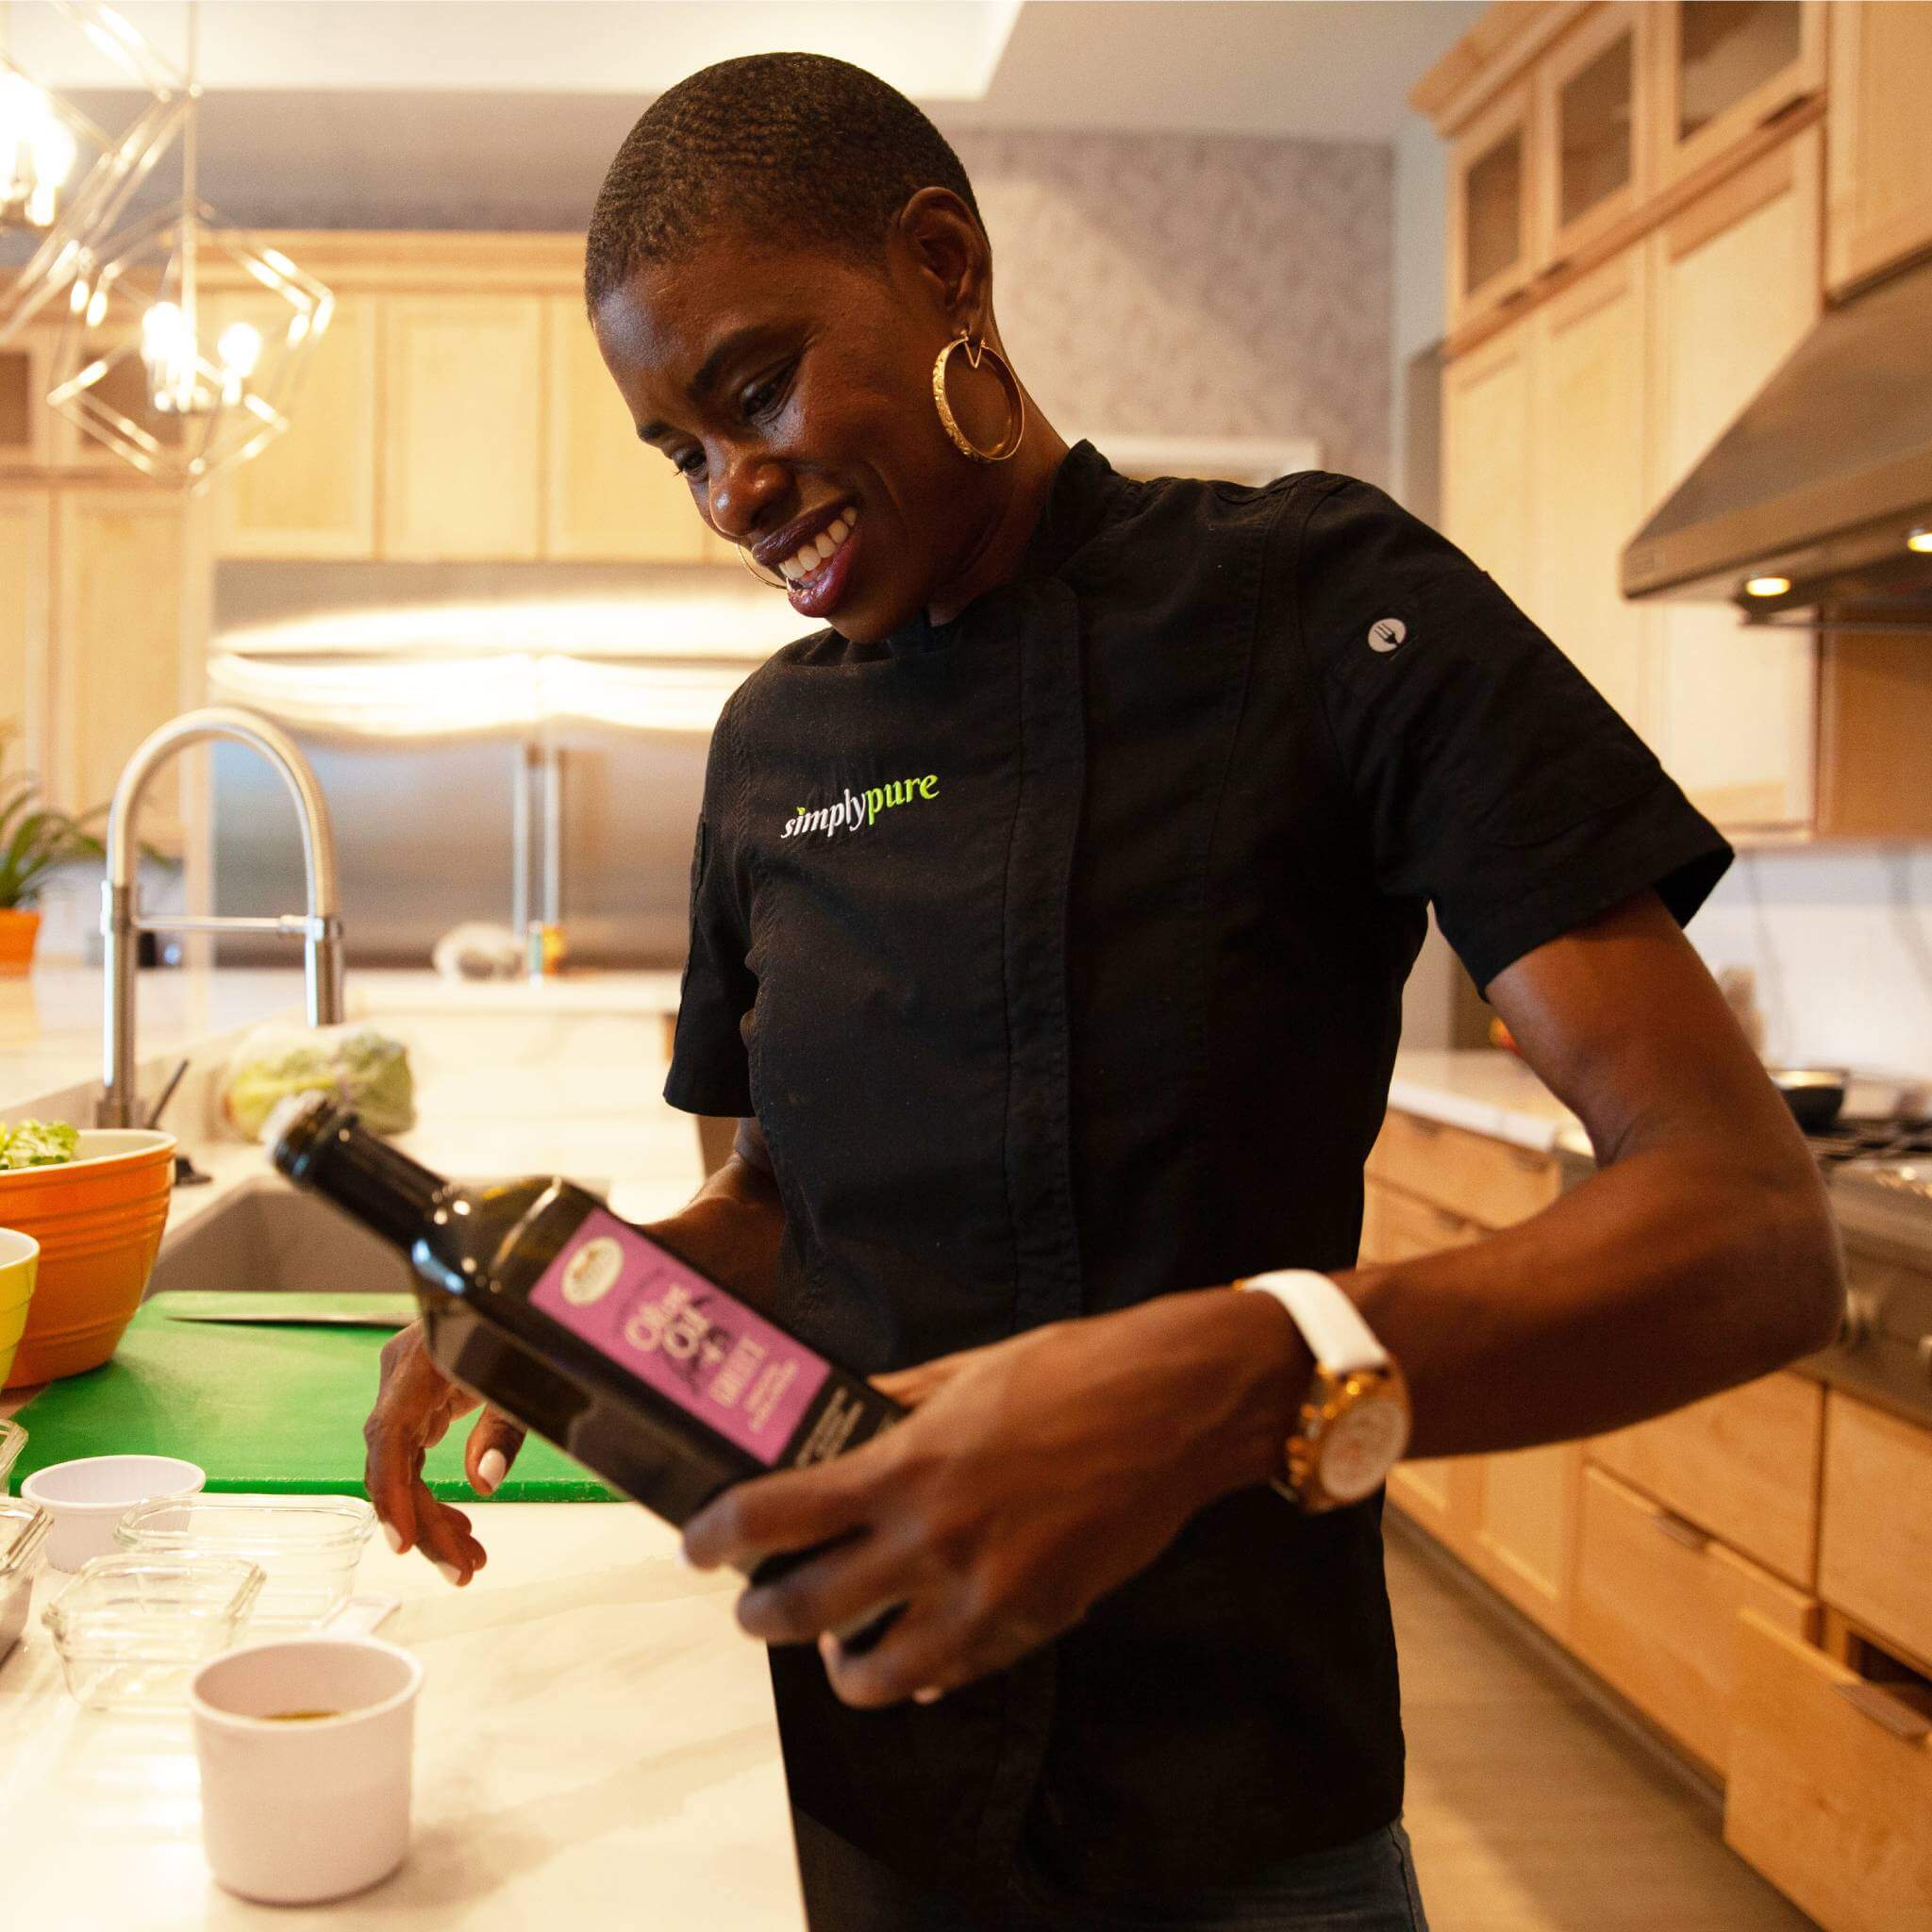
[1451, 80, 1536, 331]
[1657, 1, 1824, 187]
[1539, 4, 1654, 264]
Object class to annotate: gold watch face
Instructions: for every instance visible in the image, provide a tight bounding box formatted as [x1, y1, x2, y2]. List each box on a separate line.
[1316, 1384, 1411, 1505]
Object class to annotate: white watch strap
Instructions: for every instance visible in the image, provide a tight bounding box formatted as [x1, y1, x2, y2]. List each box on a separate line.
[1241, 1270, 1389, 1374]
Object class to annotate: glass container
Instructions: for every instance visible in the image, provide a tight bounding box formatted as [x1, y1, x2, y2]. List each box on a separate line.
[42, 1553, 263, 1711]
[115, 1493, 375, 1632]
[1, 1498, 51, 1663]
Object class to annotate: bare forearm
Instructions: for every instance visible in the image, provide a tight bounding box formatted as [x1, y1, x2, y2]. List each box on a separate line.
[1341, 1146, 1843, 1458]
[643, 1141, 787, 1314]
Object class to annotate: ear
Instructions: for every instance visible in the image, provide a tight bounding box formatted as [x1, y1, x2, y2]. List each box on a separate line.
[891, 186, 992, 334]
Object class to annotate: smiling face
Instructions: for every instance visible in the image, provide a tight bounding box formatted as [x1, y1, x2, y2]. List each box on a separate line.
[591, 190, 1058, 644]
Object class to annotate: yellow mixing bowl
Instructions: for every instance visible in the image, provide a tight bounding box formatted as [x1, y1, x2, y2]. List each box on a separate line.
[0, 1227, 42, 1391]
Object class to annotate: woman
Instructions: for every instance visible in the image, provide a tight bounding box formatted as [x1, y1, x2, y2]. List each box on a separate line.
[362, 52, 1843, 1932]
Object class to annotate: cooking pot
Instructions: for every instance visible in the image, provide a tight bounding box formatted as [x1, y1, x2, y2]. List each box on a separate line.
[1767, 1067, 1848, 1132]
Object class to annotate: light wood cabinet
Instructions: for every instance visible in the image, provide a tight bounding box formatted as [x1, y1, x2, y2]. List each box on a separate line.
[1365, 1104, 1562, 1232]
[1572, 1464, 1816, 1776]
[51, 491, 201, 848]
[1536, 3, 1655, 270]
[542, 294, 708, 564]
[381, 294, 544, 561]
[1725, 1608, 1932, 1932]
[1529, 246, 1654, 738]
[1440, 306, 1537, 618]
[1819, 1392, 1932, 1674]
[1645, 127, 1823, 832]
[0, 492, 49, 774]
[1475, 1441, 1582, 1640]
[1448, 79, 1539, 335]
[1825, 0, 1932, 293]
[210, 292, 380, 560]
[1588, 1370, 1824, 1590]
[1652, 0, 1826, 193]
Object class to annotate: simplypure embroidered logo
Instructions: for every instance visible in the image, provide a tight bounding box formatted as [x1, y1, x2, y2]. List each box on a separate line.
[781, 774, 941, 841]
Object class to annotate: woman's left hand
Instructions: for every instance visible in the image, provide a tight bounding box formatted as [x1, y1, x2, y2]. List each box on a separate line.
[679, 1286, 1307, 1709]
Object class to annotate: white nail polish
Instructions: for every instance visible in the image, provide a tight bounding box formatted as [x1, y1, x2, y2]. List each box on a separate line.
[477, 1448, 507, 1493]
[382, 1521, 404, 1554]
[435, 1560, 463, 1588]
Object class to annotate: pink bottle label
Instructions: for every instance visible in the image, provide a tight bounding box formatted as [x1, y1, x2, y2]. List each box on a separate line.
[529, 1209, 831, 1466]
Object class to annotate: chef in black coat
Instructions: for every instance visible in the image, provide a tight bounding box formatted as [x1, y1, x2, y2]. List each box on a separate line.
[360, 50, 1845, 1932]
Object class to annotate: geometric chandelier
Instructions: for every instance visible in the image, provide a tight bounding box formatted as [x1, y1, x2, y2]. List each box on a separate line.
[43, 0, 333, 491]
[0, 0, 192, 341]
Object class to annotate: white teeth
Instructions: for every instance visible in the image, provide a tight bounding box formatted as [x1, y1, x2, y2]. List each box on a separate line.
[778, 509, 857, 584]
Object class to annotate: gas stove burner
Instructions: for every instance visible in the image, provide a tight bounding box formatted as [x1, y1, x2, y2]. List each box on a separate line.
[1806, 1115, 1932, 1164]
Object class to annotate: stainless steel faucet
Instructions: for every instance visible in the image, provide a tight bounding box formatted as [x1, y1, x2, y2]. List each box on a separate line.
[97, 706, 345, 1128]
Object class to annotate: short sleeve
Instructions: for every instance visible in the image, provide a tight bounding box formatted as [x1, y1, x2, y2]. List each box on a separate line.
[1291, 476, 1733, 997]
[663, 696, 757, 1116]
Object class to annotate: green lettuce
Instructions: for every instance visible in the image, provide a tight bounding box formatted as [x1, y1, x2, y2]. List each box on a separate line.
[0, 1118, 80, 1169]
[222, 1026, 416, 1142]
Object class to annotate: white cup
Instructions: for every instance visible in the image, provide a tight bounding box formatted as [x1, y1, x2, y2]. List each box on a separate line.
[21, 1455, 205, 1571]
[189, 1635, 425, 1905]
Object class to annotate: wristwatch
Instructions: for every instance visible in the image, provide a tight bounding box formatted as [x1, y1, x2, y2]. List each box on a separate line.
[1236, 1270, 1412, 1511]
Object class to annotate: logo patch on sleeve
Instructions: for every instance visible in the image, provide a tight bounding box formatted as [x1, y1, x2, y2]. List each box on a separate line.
[1368, 617, 1407, 654]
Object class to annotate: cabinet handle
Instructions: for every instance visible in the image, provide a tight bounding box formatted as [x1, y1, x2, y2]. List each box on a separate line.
[1508, 1147, 1550, 1174]
[1834, 1680, 1932, 1743]
[1406, 1116, 1443, 1139]
[1649, 1509, 1710, 1553]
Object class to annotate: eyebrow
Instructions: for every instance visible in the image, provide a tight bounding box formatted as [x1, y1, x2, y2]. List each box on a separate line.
[638, 324, 779, 444]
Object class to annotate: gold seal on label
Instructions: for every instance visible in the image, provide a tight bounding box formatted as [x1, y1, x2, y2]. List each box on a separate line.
[561, 1236, 624, 1307]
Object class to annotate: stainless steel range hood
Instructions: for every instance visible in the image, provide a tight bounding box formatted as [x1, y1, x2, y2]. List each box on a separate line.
[1622, 252, 1932, 625]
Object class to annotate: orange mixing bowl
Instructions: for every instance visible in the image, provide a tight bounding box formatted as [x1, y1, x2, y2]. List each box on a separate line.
[0, 1131, 175, 1388]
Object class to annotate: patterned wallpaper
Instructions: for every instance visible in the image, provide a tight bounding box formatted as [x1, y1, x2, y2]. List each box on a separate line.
[951, 128, 1392, 487]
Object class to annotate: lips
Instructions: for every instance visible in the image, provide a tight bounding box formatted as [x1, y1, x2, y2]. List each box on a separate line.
[753, 499, 857, 575]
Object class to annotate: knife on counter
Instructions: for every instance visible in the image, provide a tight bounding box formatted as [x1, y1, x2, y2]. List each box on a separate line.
[154, 1291, 419, 1328]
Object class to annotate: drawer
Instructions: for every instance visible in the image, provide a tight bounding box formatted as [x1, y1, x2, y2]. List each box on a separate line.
[1572, 1466, 1815, 1776]
[1821, 1392, 1932, 1671]
[1589, 1371, 1824, 1588]
[1725, 1609, 1932, 1932]
[1362, 1180, 1484, 1265]
[1365, 1109, 1559, 1230]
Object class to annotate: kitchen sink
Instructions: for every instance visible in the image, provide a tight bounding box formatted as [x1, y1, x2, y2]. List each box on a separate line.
[145, 1177, 412, 1299]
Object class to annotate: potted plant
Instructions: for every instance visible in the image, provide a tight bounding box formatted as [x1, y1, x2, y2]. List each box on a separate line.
[0, 771, 105, 974]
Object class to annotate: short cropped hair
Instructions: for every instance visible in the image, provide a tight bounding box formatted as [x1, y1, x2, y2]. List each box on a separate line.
[584, 51, 984, 310]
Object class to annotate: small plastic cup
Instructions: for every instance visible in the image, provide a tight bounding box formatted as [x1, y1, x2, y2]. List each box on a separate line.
[21, 1455, 205, 1571]
[190, 1635, 424, 1904]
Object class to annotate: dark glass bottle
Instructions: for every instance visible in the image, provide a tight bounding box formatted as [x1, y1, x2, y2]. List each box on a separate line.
[272, 1095, 904, 1599]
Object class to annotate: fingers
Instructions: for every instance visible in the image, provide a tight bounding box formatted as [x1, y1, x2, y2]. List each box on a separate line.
[733, 1527, 914, 1647]
[869, 1344, 983, 1409]
[813, 1597, 1008, 1712]
[362, 1321, 490, 1587]
[465, 1407, 527, 1497]
[682, 1459, 872, 1574]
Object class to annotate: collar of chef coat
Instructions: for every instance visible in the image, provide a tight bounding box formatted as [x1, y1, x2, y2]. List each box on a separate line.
[879, 438, 1123, 657]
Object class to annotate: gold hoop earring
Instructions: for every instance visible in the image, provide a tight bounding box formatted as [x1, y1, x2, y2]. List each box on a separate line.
[932, 330, 1025, 463]
[737, 543, 789, 589]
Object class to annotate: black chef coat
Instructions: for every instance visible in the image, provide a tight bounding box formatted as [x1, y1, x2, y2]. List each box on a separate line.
[665, 440, 1732, 1915]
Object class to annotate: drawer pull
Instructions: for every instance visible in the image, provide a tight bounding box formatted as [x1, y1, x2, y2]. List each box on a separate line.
[1834, 1680, 1932, 1742]
[1508, 1147, 1550, 1174]
[1649, 1509, 1710, 1553]
[1405, 1115, 1443, 1138]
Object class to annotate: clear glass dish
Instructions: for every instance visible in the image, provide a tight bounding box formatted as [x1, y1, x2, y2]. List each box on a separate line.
[114, 1493, 375, 1632]
[42, 1553, 264, 1711]
[0, 1417, 24, 1494]
[1, 1497, 51, 1664]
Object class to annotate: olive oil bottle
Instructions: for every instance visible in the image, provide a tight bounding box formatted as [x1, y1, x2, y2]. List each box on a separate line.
[272, 1095, 904, 1539]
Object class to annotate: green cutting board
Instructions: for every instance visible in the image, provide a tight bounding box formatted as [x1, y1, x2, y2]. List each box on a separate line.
[10, 1294, 620, 1502]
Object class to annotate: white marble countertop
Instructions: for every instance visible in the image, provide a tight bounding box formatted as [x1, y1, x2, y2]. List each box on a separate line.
[1388, 1049, 1595, 1159]
[0, 1507, 806, 1928]
[0, 969, 801, 1924]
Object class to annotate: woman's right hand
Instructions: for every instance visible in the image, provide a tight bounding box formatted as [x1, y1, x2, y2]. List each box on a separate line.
[363, 1319, 526, 1587]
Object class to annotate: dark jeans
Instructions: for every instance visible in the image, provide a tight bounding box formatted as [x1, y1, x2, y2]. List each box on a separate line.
[791, 1807, 1433, 1932]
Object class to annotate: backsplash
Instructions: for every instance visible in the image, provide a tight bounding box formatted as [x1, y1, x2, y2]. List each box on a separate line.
[1688, 844, 1932, 1079]
[952, 129, 1391, 486]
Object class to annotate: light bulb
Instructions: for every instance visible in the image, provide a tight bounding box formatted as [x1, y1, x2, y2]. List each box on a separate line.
[1744, 575, 1791, 598]
[142, 301, 198, 414]
[0, 71, 71, 230]
[217, 321, 261, 405]
[1907, 526, 1932, 556]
